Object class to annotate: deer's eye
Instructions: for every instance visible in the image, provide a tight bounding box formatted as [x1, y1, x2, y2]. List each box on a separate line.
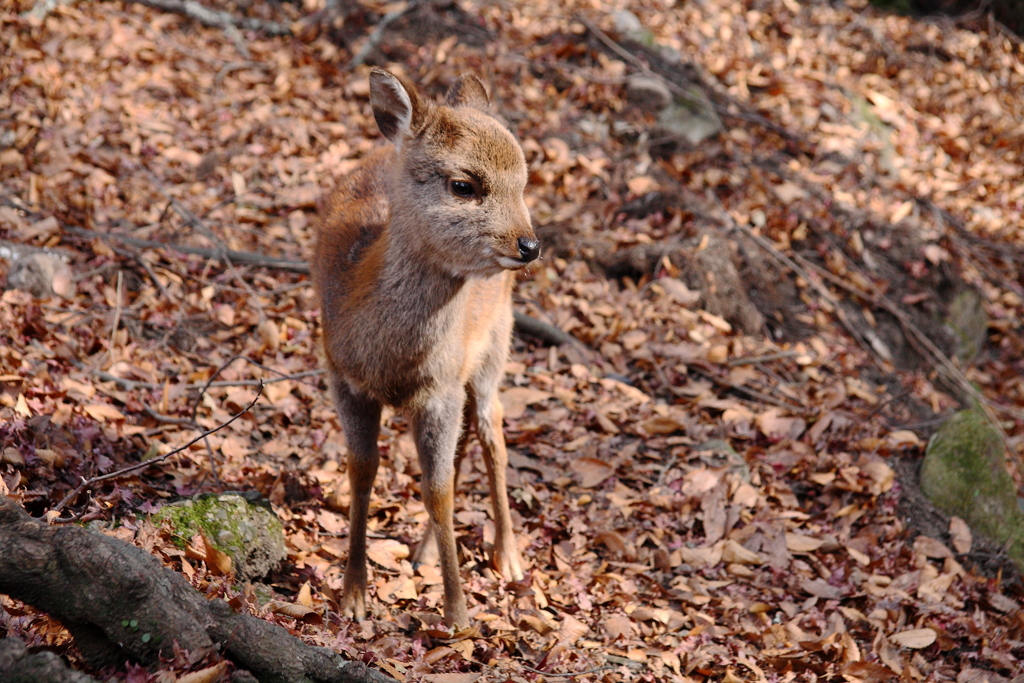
[450, 180, 475, 197]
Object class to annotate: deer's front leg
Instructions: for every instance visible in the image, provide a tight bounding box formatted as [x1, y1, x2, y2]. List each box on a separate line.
[331, 378, 382, 621]
[411, 404, 472, 570]
[470, 368, 524, 582]
[412, 388, 469, 630]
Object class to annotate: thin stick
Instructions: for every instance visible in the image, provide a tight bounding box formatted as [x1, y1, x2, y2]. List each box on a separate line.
[214, 60, 272, 87]
[93, 368, 323, 391]
[52, 382, 263, 513]
[144, 406, 196, 426]
[348, 0, 422, 69]
[513, 310, 586, 349]
[575, 14, 797, 143]
[520, 665, 615, 678]
[64, 225, 310, 273]
[122, 246, 170, 299]
[689, 363, 807, 414]
[189, 354, 282, 423]
[108, 271, 124, 361]
[727, 350, 801, 366]
[575, 14, 692, 99]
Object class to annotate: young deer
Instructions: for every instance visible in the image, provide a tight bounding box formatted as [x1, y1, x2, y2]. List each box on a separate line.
[311, 69, 539, 629]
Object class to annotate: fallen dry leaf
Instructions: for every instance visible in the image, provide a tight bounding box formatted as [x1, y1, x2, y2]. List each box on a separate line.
[499, 386, 553, 419]
[570, 457, 615, 488]
[785, 533, 825, 553]
[889, 628, 937, 649]
[913, 535, 952, 559]
[367, 539, 410, 572]
[721, 539, 762, 565]
[949, 516, 972, 554]
[174, 662, 229, 683]
[423, 674, 480, 683]
[82, 403, 124, 421]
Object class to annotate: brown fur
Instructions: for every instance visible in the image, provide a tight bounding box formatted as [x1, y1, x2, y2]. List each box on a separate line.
[311, 70, 537, 628]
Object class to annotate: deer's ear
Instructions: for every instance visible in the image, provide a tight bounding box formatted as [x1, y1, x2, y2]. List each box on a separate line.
[369, 69, 425, 141]
[445, 75, 490, 110]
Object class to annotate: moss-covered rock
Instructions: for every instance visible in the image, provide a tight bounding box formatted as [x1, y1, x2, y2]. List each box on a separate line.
[152, 493, 285, 581]
[920, 407, 1024, 570]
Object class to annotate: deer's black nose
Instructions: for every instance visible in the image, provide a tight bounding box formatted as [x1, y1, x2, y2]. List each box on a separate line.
[517, 237, 540, 263]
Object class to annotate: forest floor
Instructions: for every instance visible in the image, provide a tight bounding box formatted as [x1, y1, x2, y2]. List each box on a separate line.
[1, 0, 1024, 681]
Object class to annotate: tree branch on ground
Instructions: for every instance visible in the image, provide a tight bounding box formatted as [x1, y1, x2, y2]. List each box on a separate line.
[64, 225, 587, 349]
[130, 0, 291, 36]
[0, 637, 99, 683]
[0, 496, 399, 683]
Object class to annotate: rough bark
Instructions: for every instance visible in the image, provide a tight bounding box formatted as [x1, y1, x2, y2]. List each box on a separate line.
[0, 638, 100, 683]
[0, 496, 397, 683]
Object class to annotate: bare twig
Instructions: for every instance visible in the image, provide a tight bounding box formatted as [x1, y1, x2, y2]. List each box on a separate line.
[53, 382, 263, 513]
[64, 225, 310, 273]
[93, 368, 323, 391]
[139, 168, 229, 249]
[576, 14, 799, 143]
[575, 14, 692, 99]
[348, 0, 422, 69]
[143, 406, 196, 426]
[520, 664, 615, 678]
[108, 270, 124, 360]
[214, 60, 272, 87]
[129, 0, 290, 36]
[727, 350, 801, 366]
[140, 168, 270, 324]
[110, 244, 170, 299]
[690, 362, 808, 414]
[0, 238, 77, 264]
[188, 354, 301, 423]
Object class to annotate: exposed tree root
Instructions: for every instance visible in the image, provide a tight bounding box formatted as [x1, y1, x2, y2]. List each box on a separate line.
[0, 496, 398, 683]
[0, 638, 99, 683]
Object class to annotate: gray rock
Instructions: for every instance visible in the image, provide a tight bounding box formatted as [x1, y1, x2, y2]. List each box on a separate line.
[625, 75, 672, 111]
[612, 9, 652, 45]
[656, 86, 723, 146]
[152, 493, 286, 581]
[6, 252, 72, 298]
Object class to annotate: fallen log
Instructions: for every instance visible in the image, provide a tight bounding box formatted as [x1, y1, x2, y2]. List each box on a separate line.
[0, 496, 397, 683]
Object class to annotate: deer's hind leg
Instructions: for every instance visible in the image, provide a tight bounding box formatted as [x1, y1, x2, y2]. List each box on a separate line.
[330, 376, 382, 621]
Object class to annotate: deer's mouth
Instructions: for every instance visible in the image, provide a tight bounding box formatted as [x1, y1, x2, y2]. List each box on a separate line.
[497, 256, 532, 270]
